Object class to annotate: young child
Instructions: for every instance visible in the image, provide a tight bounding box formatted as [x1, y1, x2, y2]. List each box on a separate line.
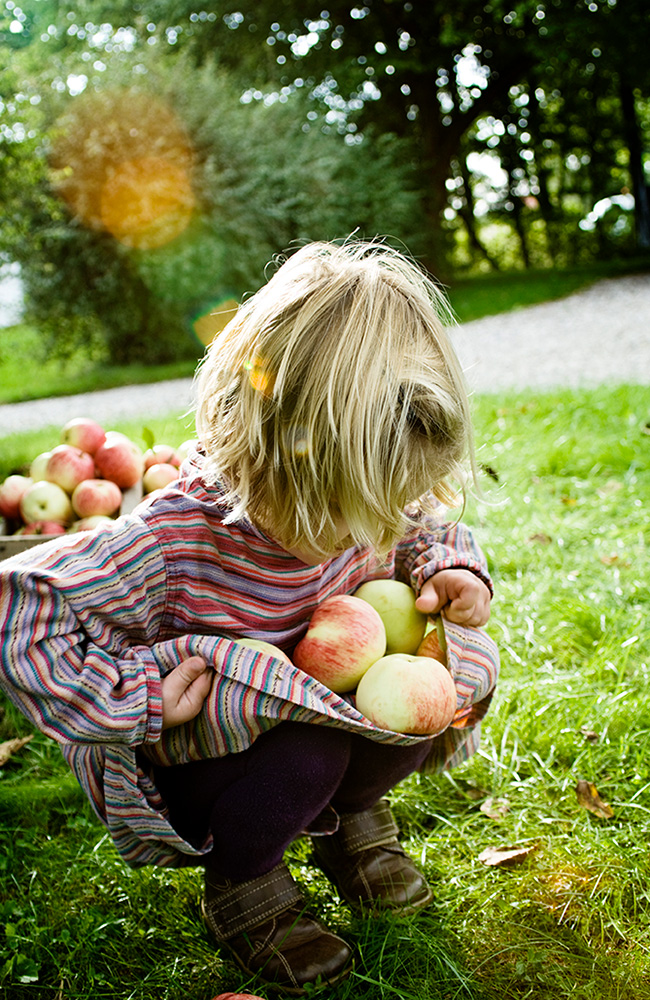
[0, 240, 499, 994]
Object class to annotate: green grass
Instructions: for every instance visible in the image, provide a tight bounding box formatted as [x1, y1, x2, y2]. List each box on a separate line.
[1, 383, 649, 998]
[446, 257, 650, 323]
[0, 324, 199, 405]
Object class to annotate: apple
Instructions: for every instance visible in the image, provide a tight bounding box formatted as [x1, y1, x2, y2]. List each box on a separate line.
[416, 626, 447, 664]
[60, 417, 106, 455]
[293, 594, 386, 693]
[94, 432, 144, 489]
[71, 477, 122, 518]
[69, 515, 116, 532]
[20, 480, 73, 526]
[355, 653, 457, 735]
[45, 444, 95, 494]
[234, 638, 293, 664]
[177, 438, 199, 461]
[18, 520, 68, 536]
[30, 451, 52, 481]
[211, 994, 267, 1000]
[354, 579, 427, 655]
[143, 444, 182, 470]
[142, 462, 179, 494]
[0, 475, 33, 520]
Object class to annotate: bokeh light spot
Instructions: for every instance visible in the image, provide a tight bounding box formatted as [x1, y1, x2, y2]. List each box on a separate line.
[99, 156, 194, 249]
[193, 298, 240, 347]
[50, 87, 195, 249]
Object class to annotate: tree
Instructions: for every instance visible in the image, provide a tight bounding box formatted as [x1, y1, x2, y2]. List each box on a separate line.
[126, 0, 650, 271]
[0, 16, 422, 362]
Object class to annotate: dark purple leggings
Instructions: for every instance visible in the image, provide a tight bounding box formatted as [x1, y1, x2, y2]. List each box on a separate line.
[154, 722, 433, 880]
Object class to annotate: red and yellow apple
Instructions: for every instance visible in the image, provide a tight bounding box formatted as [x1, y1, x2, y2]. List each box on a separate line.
[234, 638, 293, 664]
[355, 653, 457, 735]
[45, 445, 95, 495]
[143, 444, 183, 470]
[416, 626, 447, 664]
[18, 520, 68, 536]
[20, 480, 73, 526]
[94, 432, 144, 489]
[69, 515, 116, 532]
[0, 475, 33, 520]
[293, 594, 386, 693]
[60, 417, 106, 455]
[142, 462, 179, 494]
[71, 477, 122, 518]
[354, 578, 427, 655]
[29, 451, 52, 481]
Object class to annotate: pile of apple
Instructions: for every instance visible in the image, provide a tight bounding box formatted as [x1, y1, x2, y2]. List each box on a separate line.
[0, 416, 196, 537]
[236, 579, 457, 737]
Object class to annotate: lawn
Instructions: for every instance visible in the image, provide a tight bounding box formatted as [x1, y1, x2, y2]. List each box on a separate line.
[1, 382, 649, 999]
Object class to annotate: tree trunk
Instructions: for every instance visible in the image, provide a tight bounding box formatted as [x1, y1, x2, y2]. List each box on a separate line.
[620, 80, 650, 250]
[455, 156, 501, 270]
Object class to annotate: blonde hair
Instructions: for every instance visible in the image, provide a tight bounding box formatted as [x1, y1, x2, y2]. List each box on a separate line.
[194, 239, 475, 558]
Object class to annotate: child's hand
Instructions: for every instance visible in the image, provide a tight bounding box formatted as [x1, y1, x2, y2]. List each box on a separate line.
[161, 656, 213, 730]
[415, 569, 491, 627]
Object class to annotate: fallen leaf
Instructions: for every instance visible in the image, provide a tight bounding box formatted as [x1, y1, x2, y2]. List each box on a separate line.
[579, 728, 600, 742]
[478, 844, 537, 868]
[0, 735, 33, 767]
[480, 797, 511, 820]
[527, 532, 553, 545]
[599, 554, 630, 566]
[575, 779, 614, 819]
[561, 496, 578, 506]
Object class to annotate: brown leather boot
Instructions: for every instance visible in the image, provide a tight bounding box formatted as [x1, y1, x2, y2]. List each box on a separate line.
[201, 861, 353, 995]
[312, 799, 433, 914]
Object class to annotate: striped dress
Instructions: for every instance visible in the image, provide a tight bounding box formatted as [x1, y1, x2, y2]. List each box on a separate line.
[0, 457, 499, 868]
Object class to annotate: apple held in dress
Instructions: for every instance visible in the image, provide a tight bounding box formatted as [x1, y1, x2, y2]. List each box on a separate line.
[293, 595, 387, 693]
[355, 653, 457, 735]
[234, 638, 293, 664]
[354, 578, 427, 654]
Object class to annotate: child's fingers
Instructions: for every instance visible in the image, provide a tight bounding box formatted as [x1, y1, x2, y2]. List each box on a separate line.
[162, 657, 211, 728]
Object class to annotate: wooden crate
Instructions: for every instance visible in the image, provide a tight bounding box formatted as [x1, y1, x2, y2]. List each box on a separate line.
[0, 482, 143, 560]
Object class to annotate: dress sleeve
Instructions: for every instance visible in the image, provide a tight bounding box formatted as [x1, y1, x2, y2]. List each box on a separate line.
[395, 515, 493, 597]
[0, 519, 170, 746]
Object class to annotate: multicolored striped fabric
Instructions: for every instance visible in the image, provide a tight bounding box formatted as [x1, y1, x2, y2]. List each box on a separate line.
[0, 458, 499, 868]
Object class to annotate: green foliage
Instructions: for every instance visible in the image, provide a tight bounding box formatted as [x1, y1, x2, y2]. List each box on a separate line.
[2, 384, 650, 997]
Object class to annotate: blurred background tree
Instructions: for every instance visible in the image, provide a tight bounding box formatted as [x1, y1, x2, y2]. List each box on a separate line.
[0, 0, 648, 364]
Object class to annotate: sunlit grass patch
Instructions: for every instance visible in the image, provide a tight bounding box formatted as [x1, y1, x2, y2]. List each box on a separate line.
[1, 382, 650, 998]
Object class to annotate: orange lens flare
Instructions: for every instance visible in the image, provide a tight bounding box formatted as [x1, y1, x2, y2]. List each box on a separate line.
[244, 353, 274, 397]
[50, 88, 195, 249]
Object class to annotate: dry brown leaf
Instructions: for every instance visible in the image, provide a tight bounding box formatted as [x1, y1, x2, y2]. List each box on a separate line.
[478, 844, 537, 868]
[579, 728, 600, 742]
[527, 532, 553, 545]
[0, 735, 33, 767]
[575, 779, 614, 819]
[599, 554, 630, 567]
[561, 496, 578, 506]
[480, 797, 511, 820]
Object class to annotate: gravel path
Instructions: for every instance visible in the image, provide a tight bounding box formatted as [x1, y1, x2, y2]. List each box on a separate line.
[0, 273, 648, 438]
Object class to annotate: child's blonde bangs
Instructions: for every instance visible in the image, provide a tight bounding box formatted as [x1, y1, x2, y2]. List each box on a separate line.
[194, 240, 474, 557]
